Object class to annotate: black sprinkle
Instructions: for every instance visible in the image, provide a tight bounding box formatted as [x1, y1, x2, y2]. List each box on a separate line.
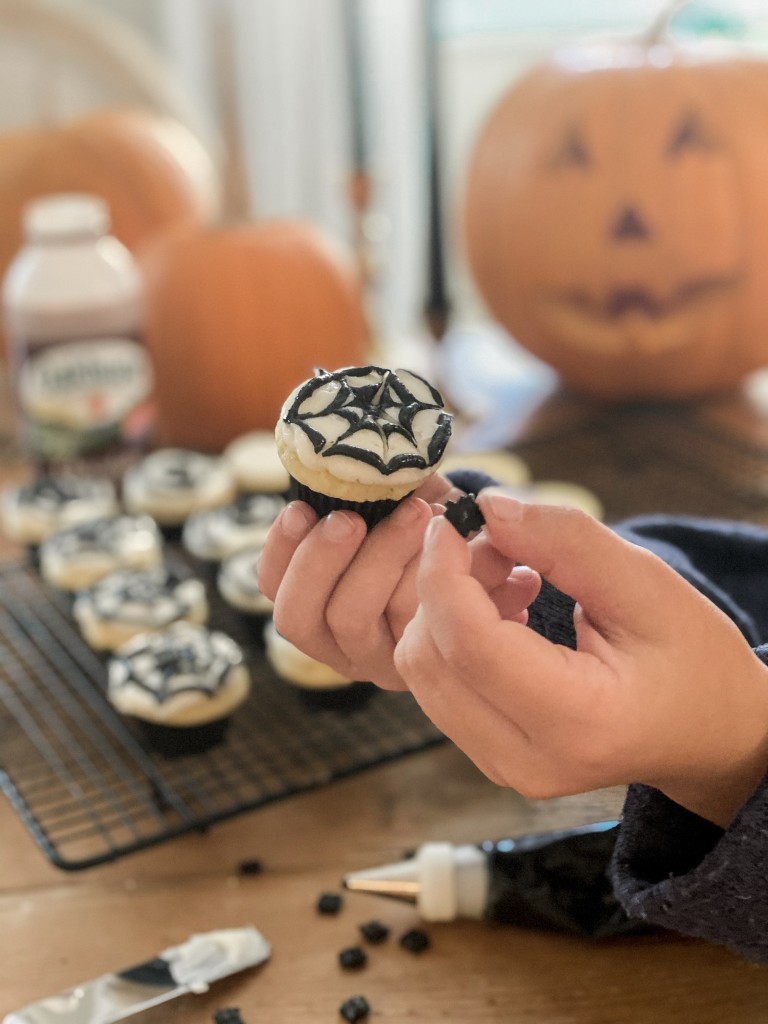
[339, 995, 370, 1022]
[443, 493, 485, 537]
[399, 927, 431, 953]
[338, 945, 367, 970]
[317, 891, 344, 915]
[213, 1009, 244, 1024]
[236, 858, 264, 876]
[359, 919, 390, 944]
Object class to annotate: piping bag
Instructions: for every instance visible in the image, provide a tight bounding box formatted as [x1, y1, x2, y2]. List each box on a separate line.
[344, 820, 650, 938]
[4, 926, 271, 1024]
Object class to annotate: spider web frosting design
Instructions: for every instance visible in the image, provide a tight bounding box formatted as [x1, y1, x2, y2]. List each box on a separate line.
[284, 366, 452, 475]
[109, 626, 243, 703]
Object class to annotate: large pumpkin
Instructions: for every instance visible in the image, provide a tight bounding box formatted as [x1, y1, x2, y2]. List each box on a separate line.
[0, 106, 220, 289]
[139, 218, 369, 450]
[462, 24, 768, 399]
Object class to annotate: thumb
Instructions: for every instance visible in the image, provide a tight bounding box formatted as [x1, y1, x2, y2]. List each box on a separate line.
[477, 490, 676, 634]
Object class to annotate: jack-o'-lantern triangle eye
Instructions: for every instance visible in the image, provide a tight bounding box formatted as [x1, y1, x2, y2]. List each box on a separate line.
[667, 111, 718, 156]
[550, 126, 590, 169]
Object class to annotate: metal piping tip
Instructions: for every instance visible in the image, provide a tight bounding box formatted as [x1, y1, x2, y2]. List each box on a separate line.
[342, 875, 421, 904]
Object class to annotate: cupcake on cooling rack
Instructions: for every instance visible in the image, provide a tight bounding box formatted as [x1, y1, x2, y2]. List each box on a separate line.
[275, 365, 453, 528]
[123, 448, 237, 527]
[73, 566, 209, 651]
[107, 622, 250, 756]
[0, 473, 119, 546]
[217, 547, 274, 617]
[223, 430, 291, 494]
[263, 619, 372, 710]
[182, 492, 285, 562]
[39, 515, 163, 591]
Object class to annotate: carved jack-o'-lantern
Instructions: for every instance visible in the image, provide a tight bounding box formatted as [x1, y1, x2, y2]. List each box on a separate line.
[463, 19, 768, 399]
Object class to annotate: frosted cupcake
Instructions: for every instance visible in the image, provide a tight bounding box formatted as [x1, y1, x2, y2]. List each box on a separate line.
[0, 474, 119, 546]
[182, 493, 285, 562]
[39, 515, 163, 591]
[107, 622, 250, 756]
[217, 547, 274, 617]
[223, 430, 291, 494]
[264, 619, 352, 689]
[123, 448, 237, 526]
[73, 566, 209, 651]
[275, 365, 453, 528]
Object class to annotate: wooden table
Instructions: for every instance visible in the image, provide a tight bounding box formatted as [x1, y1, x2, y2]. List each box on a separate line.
[2, 375, 768, 1023]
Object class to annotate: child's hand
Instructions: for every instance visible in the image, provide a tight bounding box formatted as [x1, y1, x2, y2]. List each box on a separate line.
[396, 492, 768, 828]
[257, 485, 540, 691]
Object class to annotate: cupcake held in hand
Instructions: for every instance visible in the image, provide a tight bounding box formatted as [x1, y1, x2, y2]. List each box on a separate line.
[275, 365, 452, 528]
[107, 622, 250, 756]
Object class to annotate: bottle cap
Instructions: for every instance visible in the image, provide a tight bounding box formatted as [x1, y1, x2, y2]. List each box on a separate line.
[23, 193, 110, 242]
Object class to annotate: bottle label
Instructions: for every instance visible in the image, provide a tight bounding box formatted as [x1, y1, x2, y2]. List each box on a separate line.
[18, 337, 154, 461]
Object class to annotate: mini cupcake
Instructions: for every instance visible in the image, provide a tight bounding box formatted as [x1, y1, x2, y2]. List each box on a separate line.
[223, 430, 291, 494]
[263, 619, 372, 710]
[182, 493, 285, 562]
[275, 365, 453, 528]
[123, 448, 237, 526]
[39, 515, 163, 591]
[217, 547, 274, 617]
[72, 566, 209, 651]
[0, 473, 119, 546]
[107, 622, 250, 756]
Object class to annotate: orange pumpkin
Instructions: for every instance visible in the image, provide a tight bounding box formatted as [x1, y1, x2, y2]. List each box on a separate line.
[0, 106, 220, 289]
[462, 22, 768, 399]
[139, 218, 369, 450]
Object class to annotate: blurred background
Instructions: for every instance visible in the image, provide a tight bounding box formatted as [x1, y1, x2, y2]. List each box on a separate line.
[6, 0, 768, 456]
[6, 0, 768, 351]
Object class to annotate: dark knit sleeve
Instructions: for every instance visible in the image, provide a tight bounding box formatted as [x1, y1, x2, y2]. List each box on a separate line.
[605, 643, 768, 963]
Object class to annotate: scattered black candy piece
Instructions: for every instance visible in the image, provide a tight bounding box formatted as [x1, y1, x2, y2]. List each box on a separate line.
[317, 891, 344, 915]
[236, 858, 264, 876]
[338, 945, 367, 970]
[443, 493, 485, 537]
[359, 919, 390, 944]
[399, 927, 431, 953]
[339, 995, 370, 1022]
[213, 1009, 244, 1024]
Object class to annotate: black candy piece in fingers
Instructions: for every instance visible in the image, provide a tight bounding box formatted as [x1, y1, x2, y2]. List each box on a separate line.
[443, 493, 485, 537]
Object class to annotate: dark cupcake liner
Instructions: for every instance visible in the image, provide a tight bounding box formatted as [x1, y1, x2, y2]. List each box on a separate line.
[288, 477, 404, 530]
[138, 716, 230, 758]
[295, 679, 376, 714]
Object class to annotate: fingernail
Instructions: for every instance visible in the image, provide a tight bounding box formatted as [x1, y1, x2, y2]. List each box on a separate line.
[480, 490, 523, 522]
[395, 498, 425, 525]
[281, 501, 313, 539]
[510, 565, 538, 583]
[323, 510, 359, 540]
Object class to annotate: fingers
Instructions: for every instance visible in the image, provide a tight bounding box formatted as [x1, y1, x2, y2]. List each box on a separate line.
[257, 501, 318, 600]
[326, 497, 433, 687]
[415, 515, 600, 720]
[269, 508, 368, 672]
[477, 491, 679, 639]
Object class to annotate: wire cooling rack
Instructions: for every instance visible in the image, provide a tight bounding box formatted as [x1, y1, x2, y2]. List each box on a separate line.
[0, 556, 443, 871]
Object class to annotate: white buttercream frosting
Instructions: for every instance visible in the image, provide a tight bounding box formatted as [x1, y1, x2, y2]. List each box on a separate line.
[278, 366, 452, 487]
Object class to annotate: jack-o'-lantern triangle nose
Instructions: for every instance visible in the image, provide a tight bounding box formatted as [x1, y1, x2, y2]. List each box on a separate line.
[612, 207, 650, 241]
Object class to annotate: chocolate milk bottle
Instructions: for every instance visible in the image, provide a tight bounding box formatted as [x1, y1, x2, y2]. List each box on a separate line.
[2, 192, 154, 477]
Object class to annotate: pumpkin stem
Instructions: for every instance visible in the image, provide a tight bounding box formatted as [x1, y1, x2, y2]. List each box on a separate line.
[643, 0, 691, 46]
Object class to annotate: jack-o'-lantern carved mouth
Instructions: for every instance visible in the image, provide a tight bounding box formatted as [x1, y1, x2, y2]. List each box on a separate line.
[556, 273, 741, 321]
